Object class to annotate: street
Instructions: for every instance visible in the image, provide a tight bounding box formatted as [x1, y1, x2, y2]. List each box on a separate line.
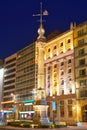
[0, 126, 87, 130]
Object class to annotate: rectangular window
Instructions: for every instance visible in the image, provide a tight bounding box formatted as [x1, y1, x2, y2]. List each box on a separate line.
[78, 39, 84, 46]
[61, 80, 64, 85]
[68, 59, 71, 64]
[54, 46, 57, 49]
[79, 48, 85, 56]
[79, 69, 86, 76]
[54, 64, 57, 68]
[78, 29, 84, 36]
[79, 59, 85, 66]
[48, 48, 50, 52]
[60, 106, 64, 117]
[61, 71, 64, 75]
[68, 99, 72, 104]
[68, 100, 73, 117]
[80, 80, 86, 87]
[48, 67, 50, 70]
[61, 62, 64, 66]
[80, 90, 87, 98]
[68, 69, 71, 73]
[68, 106, 72, 117]
[60, 100, 64, 117]
[60, 100, 64, 105]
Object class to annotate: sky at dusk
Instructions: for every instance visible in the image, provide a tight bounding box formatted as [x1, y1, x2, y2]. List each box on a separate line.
[0, 0, 87, 59]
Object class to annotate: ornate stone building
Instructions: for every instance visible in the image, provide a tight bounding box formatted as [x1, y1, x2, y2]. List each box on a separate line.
[44, 29, 76, 124]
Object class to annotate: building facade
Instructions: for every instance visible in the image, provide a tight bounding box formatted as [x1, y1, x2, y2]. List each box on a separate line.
[74, 21, 87, 122]
[44, 29, 76, 124]
[0, 60, 4, 111]
[2, 53, 17, 120]
[15, 42, 36, 120]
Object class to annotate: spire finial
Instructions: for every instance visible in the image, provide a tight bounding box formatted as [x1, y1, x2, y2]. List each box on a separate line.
[40, 2, 43, 27]
[33, 2, 48, 38]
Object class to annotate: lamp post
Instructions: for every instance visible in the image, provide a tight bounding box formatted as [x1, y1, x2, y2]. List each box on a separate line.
[53, 110, 55, 124]
[11, 93, 16, 121]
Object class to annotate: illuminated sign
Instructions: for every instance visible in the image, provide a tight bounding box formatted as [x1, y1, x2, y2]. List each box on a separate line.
[22, 99, 34, 103]
[13, 105, 16, 112]
[52, 101, 56, 111]
[4, 110, 13, 114]
[24, 103, 33, 106]
[19, 111, 34, 114]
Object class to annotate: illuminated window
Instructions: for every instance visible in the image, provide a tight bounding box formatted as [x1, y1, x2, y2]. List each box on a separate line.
[21, 114, 23, 118]
[68, 100, 73, 117]
[60, 100, 64, 117]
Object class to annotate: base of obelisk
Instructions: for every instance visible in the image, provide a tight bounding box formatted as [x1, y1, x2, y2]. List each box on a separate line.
[33, 100, 50, 124]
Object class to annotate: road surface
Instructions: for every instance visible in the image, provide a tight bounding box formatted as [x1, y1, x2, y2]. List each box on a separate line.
[0, 125, 87, 130]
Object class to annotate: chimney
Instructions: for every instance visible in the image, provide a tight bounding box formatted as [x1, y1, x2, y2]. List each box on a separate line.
[70, 22, 73, 30]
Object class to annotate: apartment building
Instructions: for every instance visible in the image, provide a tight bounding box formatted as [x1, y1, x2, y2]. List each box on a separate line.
[2, 53, 17, 120]
[74, 21, 87, 122]
[15, 42, 36, 120]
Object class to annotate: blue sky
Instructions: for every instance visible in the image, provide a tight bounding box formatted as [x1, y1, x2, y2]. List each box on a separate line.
[0, 0, 87, 58]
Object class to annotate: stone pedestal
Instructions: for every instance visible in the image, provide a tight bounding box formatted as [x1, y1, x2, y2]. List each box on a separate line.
[33, 99, 50, 124]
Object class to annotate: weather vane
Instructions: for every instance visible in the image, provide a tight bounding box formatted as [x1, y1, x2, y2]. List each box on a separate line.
[33, 2, 48, 26]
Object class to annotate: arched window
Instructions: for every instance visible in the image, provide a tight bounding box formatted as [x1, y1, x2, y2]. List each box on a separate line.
[48, 48, 50, 52]
[54, 45, 57, 49]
